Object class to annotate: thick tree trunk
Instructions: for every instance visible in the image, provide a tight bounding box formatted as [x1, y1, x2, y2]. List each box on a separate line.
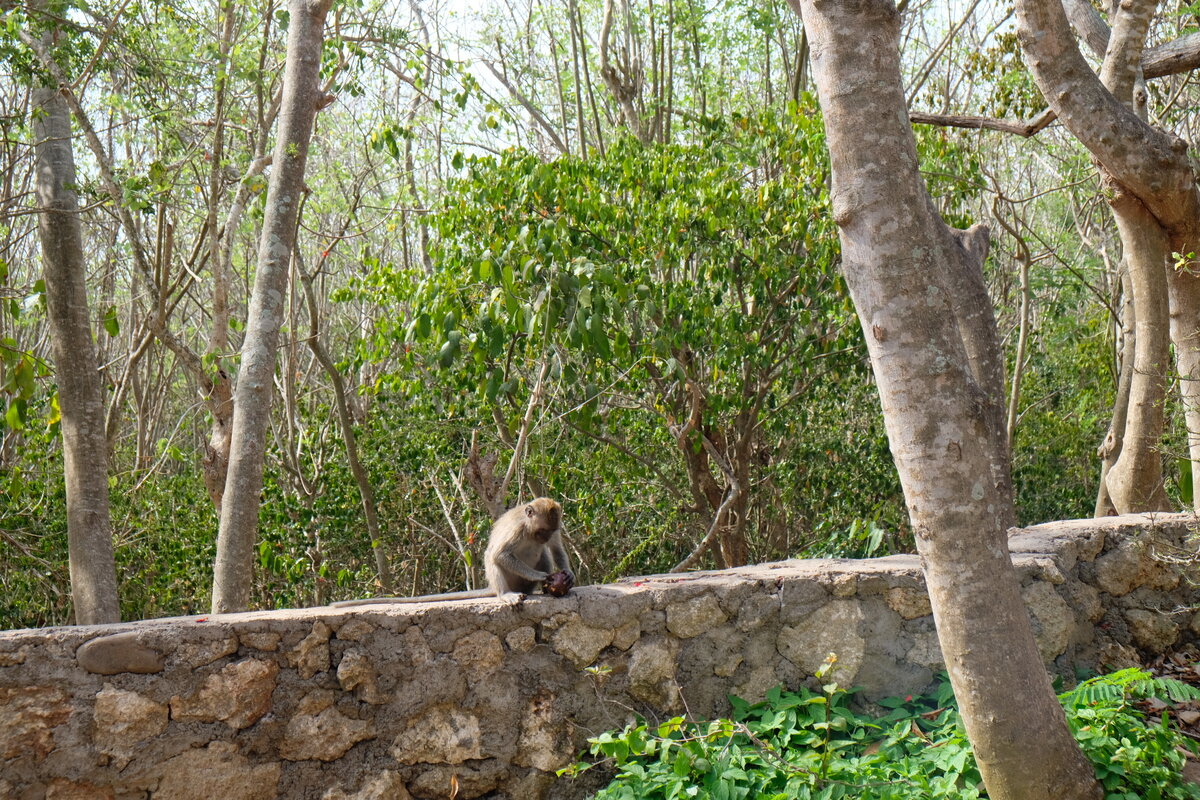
[791, 2, 1101, 798]
[212, 0, 332, 613]
[33, 84, 120, 625]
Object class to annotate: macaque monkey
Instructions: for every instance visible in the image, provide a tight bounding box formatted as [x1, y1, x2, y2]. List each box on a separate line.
[330, 497, 574, 608]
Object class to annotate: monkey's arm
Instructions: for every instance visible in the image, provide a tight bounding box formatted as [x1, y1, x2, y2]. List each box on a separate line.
[330, 588, 494, 608]
[494, 546, 550, 583]
[547, 532, 574, 580]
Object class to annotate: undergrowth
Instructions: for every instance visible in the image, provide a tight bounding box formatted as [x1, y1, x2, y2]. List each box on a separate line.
[566, 658, 1200, 800]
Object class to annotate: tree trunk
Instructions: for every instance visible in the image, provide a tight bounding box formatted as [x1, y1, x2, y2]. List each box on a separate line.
[201, 0, 239, 512]
[1104, 193, 1171, 511]
[1095, 266, 1135, 516]
[212, 0, 333, 613]
[32, 83, 120, 625]
[790, 1, 1101, 798]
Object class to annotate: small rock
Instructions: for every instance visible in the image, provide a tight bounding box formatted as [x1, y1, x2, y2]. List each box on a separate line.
[505, 627, 536, 653]
[452, 631, 505, 675]
[1094, 539, 1145, 596]
[280, 690, 376, 761]
[1059, 581, 1104, 623]
[93, 685, 167, 764]
[552, 617, 614, 667]
[338, 649, 385, 705]
[627, 637, 680, 710]
[77, 632, 164, 675]
[733, 664, 779, 704]
[156, 741, 280, 800]
[0, 686, 69, 760]
[0, 646, 29, 667]
[176, 635, 239, 668]
[1124, 609, 1179, 653]
[666, 594, 727, 639]
[291, 620, 332, 679]
[240, 632, 281, 652]
[1022, 582, 1074, 662]
[612, 619, 641, 650]
[322, 771, 412, 800]
[885, 587, 931, 620]
[514, 691, 572, 772]
[170, 659, 279, 729]
[400, 625, 434, 665]
[829, 574, 858, 598]
[735, 592, 779, 633]
[714, 648, 743, 678]
[1178, 710, 1200, 726]
[778, 600, 864, 685]
[336, 619, 375, 642]
[390, 705, 482, 765]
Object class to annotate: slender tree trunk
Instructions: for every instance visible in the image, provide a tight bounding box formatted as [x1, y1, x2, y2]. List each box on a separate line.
[296, 243, 394, 595]
[202, 0, 239, 511]
[32, 83, 120, 625]
[790, 2, 1101, 798]
[212, 0, 333, 613]
[1096, 267, 1135, 516]
[1104, 194, 1171, 511]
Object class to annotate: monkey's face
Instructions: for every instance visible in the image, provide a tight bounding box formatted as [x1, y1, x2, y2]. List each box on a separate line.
[525, 501, 561, 540]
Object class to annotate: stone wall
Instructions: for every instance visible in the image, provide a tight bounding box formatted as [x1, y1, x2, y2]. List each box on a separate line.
[1, 514, 1196, 800]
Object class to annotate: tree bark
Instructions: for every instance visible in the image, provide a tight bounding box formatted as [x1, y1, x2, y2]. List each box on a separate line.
[32, 83, 120, 625]
[1095, 266, 1135, 517]
[212, 0, 332, 613]
[790, 1, 1101, 798]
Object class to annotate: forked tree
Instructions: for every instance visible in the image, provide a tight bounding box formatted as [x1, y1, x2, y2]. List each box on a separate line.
[1016, 0, 1200, 514]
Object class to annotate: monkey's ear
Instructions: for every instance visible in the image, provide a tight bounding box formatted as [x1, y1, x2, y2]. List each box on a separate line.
[525, 505, 534, 517]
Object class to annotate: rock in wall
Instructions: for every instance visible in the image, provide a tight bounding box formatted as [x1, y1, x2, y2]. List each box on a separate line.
[0, 514, 1196, 799]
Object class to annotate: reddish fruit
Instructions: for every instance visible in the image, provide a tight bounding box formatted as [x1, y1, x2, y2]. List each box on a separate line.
[543, 570, 574, 597]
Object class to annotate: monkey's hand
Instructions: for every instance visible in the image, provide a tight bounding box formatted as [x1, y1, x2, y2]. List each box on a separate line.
[543, 570, 575, 597]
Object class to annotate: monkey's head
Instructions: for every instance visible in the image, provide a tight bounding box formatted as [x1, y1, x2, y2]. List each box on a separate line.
[524, 497, 562, 541]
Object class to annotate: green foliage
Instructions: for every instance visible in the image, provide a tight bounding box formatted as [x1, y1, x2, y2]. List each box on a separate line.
[573, 661, 981, 800]
[343, 104, 909, 575]
[1061, 669, 1200, 800]
[574, 668, 1200, 800]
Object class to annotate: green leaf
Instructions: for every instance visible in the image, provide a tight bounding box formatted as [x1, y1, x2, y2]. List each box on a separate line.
[1178, 458, 1193, 507]
[5, 401, 23, 430]
[102, 306, 120, 337]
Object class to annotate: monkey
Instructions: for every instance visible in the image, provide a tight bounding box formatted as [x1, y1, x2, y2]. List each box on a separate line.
[485, 496, 573, 595]
[330, 497, 574, 608]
